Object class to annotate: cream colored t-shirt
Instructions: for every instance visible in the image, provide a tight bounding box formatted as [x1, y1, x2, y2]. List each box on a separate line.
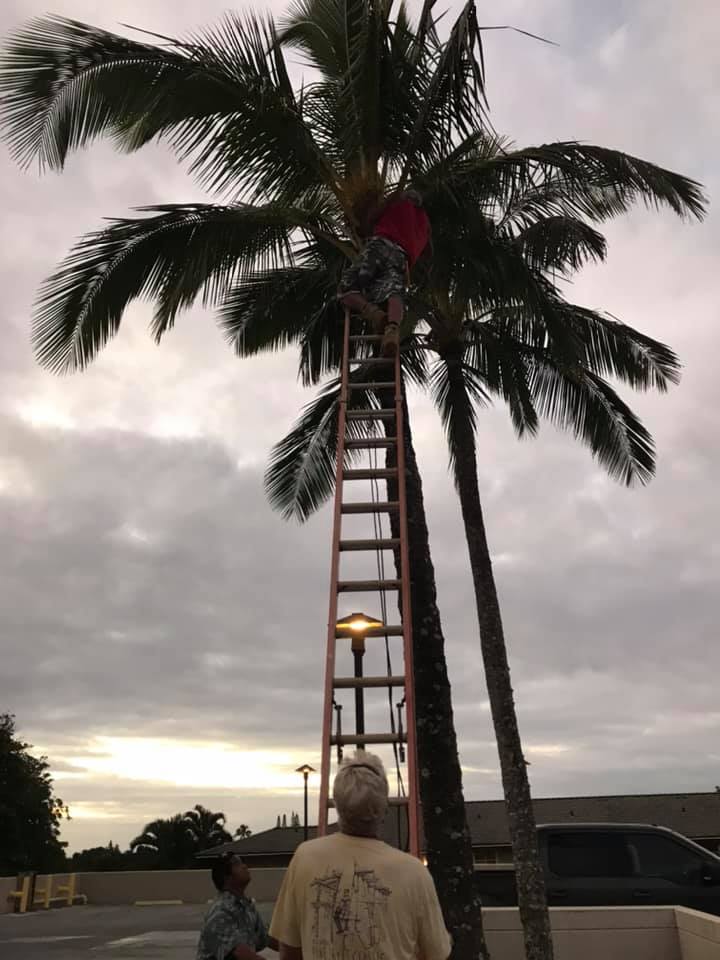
[270, 833, 452, 960]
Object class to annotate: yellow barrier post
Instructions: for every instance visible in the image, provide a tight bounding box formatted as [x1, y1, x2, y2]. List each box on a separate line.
[45, 875, 53, 909]
[33, 875, 52, 909]
[9, 875, 32, 914]
[56, 874, 76, 907]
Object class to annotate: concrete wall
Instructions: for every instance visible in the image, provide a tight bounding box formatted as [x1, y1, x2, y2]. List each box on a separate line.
[7, 868, 720, 960]
[483, 907, 679, 960]
[2, 868, 286, 912]
[74, 868, 286, 905]
[677, 908, 720, 960]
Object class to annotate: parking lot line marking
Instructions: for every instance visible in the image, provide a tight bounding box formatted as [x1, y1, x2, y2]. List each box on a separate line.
[0, 935, 93, 944]
[98, 930, 198, 949]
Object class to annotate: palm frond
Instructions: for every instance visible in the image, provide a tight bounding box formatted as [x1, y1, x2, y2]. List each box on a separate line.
[556, 304, 682, 392]
[514, 216, 607, 273]
[398, 0, 488, 185]
[280, 0, 356, 80]
[298, 303, 348, 386]
[299, 307, 431, 386]
[462, 319, 539, 436]
[33, 203, 304, 372]
[265, 370, 380, 521]
[280, 0, 435, 186]
[429, 356, 490, 475]
[527, 354, 656, 485]
[0, 15, 194, 169]
[175, 13, 338, 202]
[428, 209, 589, 364]
[221, 258, 342, 359]
[0, 14, 338, 203]
[470, 142, 707, 222]
[266, 340, 428, 520]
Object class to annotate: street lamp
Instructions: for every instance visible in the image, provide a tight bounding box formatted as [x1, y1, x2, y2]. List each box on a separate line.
[335, 612, 384, 751]
[296, 764, 316, 842]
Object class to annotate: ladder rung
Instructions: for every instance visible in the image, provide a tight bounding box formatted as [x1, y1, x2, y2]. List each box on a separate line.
[331, 732, 407, 745]
[337, 579, 401, 592]
[346, 410, 395, 421]
[348, 356, 395, 365]
[333, 675, 406, 689]
[339, 538, 400, 551]
[349, 335, 382, 343]
[345, 438, 396, 449]
[328, 796, 408, 808]
[341, 501, 399, 514]
[343, 468, 398, 481]
[339, 623, 404, 637]
[349, 382, 396, 391]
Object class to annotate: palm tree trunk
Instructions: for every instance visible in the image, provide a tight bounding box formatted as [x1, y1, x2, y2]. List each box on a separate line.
[380, 384, 490, 960]
[443, 359, 554, 960]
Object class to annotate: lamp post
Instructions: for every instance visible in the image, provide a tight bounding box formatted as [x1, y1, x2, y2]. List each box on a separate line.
[351, 631, 366, 748]
[335, 613, 384, 752]
[296, 764, 316, 842]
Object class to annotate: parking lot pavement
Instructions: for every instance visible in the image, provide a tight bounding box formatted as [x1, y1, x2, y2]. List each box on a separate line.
[0, 903, 276, 959]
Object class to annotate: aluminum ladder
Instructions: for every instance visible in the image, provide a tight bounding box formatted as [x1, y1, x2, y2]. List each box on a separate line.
[317, 309, 420, 857]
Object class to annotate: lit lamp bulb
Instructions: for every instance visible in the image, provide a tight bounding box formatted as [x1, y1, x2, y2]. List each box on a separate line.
[336, 612, 384, 633]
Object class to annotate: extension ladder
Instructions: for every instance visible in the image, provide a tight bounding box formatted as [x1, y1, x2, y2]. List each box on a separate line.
[317, 309, 420, 857]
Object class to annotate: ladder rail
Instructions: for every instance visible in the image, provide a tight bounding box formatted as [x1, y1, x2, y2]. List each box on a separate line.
[317, 313, 420, 858]
[318, 310, 351, 832]
[394, 347, 420, 858]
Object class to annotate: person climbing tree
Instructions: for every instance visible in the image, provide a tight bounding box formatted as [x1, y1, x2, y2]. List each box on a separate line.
[338, 190, 431, 357]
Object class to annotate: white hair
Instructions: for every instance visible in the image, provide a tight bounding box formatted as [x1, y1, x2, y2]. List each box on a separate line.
[333, 752, 389, 835]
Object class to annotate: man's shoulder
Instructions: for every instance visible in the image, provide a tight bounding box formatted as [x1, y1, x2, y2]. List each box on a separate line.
[206, 892, 255, 920]
[380, 843, 426, 867]
[290, 834, 337, 860]
[205, 892, 234, 916]
[378, 845, 434, 884]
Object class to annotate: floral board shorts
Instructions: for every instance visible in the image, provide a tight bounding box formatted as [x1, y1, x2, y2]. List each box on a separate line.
[338, 235, 408, 305]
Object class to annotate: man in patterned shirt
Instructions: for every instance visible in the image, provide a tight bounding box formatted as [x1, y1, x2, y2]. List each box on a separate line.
[197, 854, 278, 960]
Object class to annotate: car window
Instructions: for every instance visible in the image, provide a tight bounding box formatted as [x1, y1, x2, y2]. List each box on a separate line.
[547, 832, 633, 878]
[629, 834, 705, 881]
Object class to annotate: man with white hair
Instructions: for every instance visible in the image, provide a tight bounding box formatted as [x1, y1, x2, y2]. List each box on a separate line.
[270, 752, 451, 960]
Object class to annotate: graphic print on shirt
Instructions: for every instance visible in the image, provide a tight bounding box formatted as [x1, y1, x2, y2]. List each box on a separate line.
[310, 863, 391, 960]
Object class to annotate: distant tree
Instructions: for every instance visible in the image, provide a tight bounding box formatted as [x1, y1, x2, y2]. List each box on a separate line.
[130, 814, 197, 869]
[234, 824, 252, 840]
[70, 841, 130, 872]
[182, 804, 232, 850]
[0, 714, 68, 874]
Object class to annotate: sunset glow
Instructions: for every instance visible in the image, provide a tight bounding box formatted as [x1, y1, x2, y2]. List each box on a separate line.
[62, 737, 320, 792]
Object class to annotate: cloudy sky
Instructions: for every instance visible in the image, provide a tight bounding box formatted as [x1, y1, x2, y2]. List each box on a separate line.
[0, 0, 718, 855]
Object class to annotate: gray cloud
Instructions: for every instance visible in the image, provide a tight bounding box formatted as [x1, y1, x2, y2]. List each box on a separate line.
[0, 0, 718, 851]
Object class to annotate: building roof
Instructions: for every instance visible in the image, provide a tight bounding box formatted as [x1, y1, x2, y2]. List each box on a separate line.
[198, 791, 720, 859]
[198, 818, 404, 859]
[199, 825, 330, 859]
[465, 791, 720, 845]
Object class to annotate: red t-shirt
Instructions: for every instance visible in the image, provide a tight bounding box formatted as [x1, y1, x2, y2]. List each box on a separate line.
[374, 198, 430, 267]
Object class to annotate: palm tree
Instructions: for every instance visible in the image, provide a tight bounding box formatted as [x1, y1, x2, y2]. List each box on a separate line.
[261, 135, 702, 960]
[234, 824, 252, 839]
[0, 7, 495, 955]
[130, 814, 197, 869]
[267, 297, 685, 959]
[183, 804, 232, 850]
[0, 5, 704, 958]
